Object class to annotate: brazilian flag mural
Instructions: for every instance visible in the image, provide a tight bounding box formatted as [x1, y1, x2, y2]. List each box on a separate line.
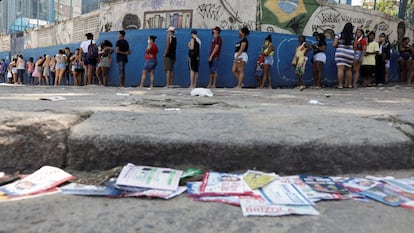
[259, 0, 319, 34]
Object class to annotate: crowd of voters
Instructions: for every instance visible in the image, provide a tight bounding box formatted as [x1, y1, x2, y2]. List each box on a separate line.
[0, 23, 413, 89]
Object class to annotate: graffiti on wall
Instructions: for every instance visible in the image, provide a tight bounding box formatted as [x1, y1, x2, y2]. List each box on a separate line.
[259, 0, 319, 34]
[144, 10, 192, 29]
[307, 7, 393, 39]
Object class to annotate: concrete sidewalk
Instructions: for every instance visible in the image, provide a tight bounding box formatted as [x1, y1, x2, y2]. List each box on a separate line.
[0, 84, 413, 174]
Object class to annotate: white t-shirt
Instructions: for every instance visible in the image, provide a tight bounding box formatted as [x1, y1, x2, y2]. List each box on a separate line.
[80, 39, 96, 54]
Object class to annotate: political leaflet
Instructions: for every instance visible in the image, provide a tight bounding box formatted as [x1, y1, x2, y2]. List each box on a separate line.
[115, 164, 182, 191]
[240, 195, 319, 217]
[259, 180, 314, 206]
[0, 166, 74, 197]
[342, 178, 380, 192]
[300, 175, 349, 194]
[199, 172, 252, 196]
[59, 183, 122, 196]
[242, 170, 278, 190]
[360, 183, 413, 207]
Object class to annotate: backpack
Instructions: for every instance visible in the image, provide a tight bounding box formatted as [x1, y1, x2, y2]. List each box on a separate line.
[87, 40, 98, 62]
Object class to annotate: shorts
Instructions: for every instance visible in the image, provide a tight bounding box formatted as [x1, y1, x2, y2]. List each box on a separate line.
[163, 57, 175, 71]
[313, 52, 326, 64]
[400, 53, 411, 61]
[17, 69, 25, 76]
[12, 67, 17, 74]
[56, 63, 66, 70]
[360, 65, 375, 77]
[385, 60, 390, 69]
[117, 61, 127, 75]
[264, 56, 274, 66]
[188, 57, 199, 72]
[355, 50, 363, 61]
[143, 59, 157, 71]
[255, 69, 263, 77]
[234, 52, 248, 63]
[209, 57, 220, 73]
[99, 56, 111, 68]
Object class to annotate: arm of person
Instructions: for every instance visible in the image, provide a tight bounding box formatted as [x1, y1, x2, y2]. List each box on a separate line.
[333, 37, 339, 48]
[188, 38, 194, 50]
[209, 44, 220, 62]
[163, 35, 170, 57]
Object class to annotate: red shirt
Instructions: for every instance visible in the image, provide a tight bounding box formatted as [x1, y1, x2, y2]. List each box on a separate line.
[209, 36, 222, 58]
[354, 36, 367, 51]
[145, 43, 158, 60]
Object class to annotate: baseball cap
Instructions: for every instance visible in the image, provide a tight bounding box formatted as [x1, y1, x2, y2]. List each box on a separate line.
[212, 26, 221, 33]
[191, 29, 197, 34]
[379, 33, 386, 37]
[167, 26, 175, 32]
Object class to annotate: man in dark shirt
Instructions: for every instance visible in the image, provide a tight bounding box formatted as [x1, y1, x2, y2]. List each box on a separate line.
[208, 26, 222, 88]
[163, 26, 177, 87]
[0, 59, 7, 83]
[116, 30, 131, 87]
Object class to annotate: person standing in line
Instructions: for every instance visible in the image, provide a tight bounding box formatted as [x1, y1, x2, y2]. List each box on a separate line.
[49, 55, 56, 85]
[26, 57, 35, 85]
[35, 56, 45, 85]
[80, 33, 96, 85]
[188, 29, 201, 89]
[207, 27, 222, 88]
[55, 49, 68, 86]
[16, 55, 25, 84]
[0, 59, 7, 83]
[71, 49, 84, 86]
[163, 26, 177, 88]
[292, 35, 310, 91]
[232, 26, 250, 89]
[360, 31, 379, 87]
[383, 35, 391, 84]
[312, 33, 327, 89]
[333, 22, 355, 89]
[139, 35, 159, 88]
[116, 30, 131, 87]
[398, 37, 412, 83]
[9, 58, 17, 84]
[42, 55, 51, 85]
[375, 33, 390, 86]
[96, 40, 114, 86]
[64, 47, 73, 85]
[352, 28, 367, 88]
[260, 35, 274, 89]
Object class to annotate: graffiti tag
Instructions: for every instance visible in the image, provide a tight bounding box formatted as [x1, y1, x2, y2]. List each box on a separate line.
[197, 4, 224, 21]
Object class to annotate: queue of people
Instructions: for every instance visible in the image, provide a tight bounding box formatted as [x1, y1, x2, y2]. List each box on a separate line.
[0, 25, 412, 88]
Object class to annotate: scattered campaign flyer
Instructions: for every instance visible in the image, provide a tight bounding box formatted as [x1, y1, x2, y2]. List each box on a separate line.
[401, 201, 414, 211]
[0, 188, 60, 203]
[300, 175, 349, 194]
[199, 172, 252, 196]
[0, 166, 74, 197]
[242, 170, 278, 190]
[187, 182, 241, 206]
[123, 186, 187, 200]
[342, 178, 380, 192]
[59, 183, 122, 197]
[115, 164, 183, 191]
[360, 183, 413, 207]
[240, 195, 319, 217]
[383, 178, 414, 194]
[278, 175, 345, 201]
[259, 180, 314, 206]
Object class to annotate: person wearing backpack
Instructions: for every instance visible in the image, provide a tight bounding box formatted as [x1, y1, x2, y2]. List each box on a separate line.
[80, 33, 97, 85]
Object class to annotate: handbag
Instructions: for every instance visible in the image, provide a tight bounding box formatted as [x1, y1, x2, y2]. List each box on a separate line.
[7, 71, 12, 78]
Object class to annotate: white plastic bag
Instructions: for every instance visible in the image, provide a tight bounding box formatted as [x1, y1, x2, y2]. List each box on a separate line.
[191, 88, 213, 97]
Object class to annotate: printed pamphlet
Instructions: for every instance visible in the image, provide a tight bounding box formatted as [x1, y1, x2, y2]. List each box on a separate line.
[342, 178, 380, 192]
[240, 195, 319, 217]
[116, 164, 183, 191]
[259, 180, 314, 206]
[242, 170, 278, 190]
[0, 166, 74, 197]
[300, 175, 349, 194]
[59, 183, 122, 196]
[360, 183, 413, 207]
[199, 172, 252, 196]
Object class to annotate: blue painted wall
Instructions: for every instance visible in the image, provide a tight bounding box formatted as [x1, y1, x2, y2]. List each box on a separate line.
[5, 29, 400, 87]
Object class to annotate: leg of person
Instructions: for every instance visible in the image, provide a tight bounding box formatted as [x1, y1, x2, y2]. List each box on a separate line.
[317, 61, 324, 88]
[236, 62, 245, 88]
[96, 66, 102, 85]
[232, 61, 239, 85]
[103, 67, 109, 86]
[407, 59, 413, 85]
[352, 61, 360, 88]
[140, 69, 147, 88]
[208, 73, 213, 88]
[149, 70, 154, 88]
[337, 65, 344, 88]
